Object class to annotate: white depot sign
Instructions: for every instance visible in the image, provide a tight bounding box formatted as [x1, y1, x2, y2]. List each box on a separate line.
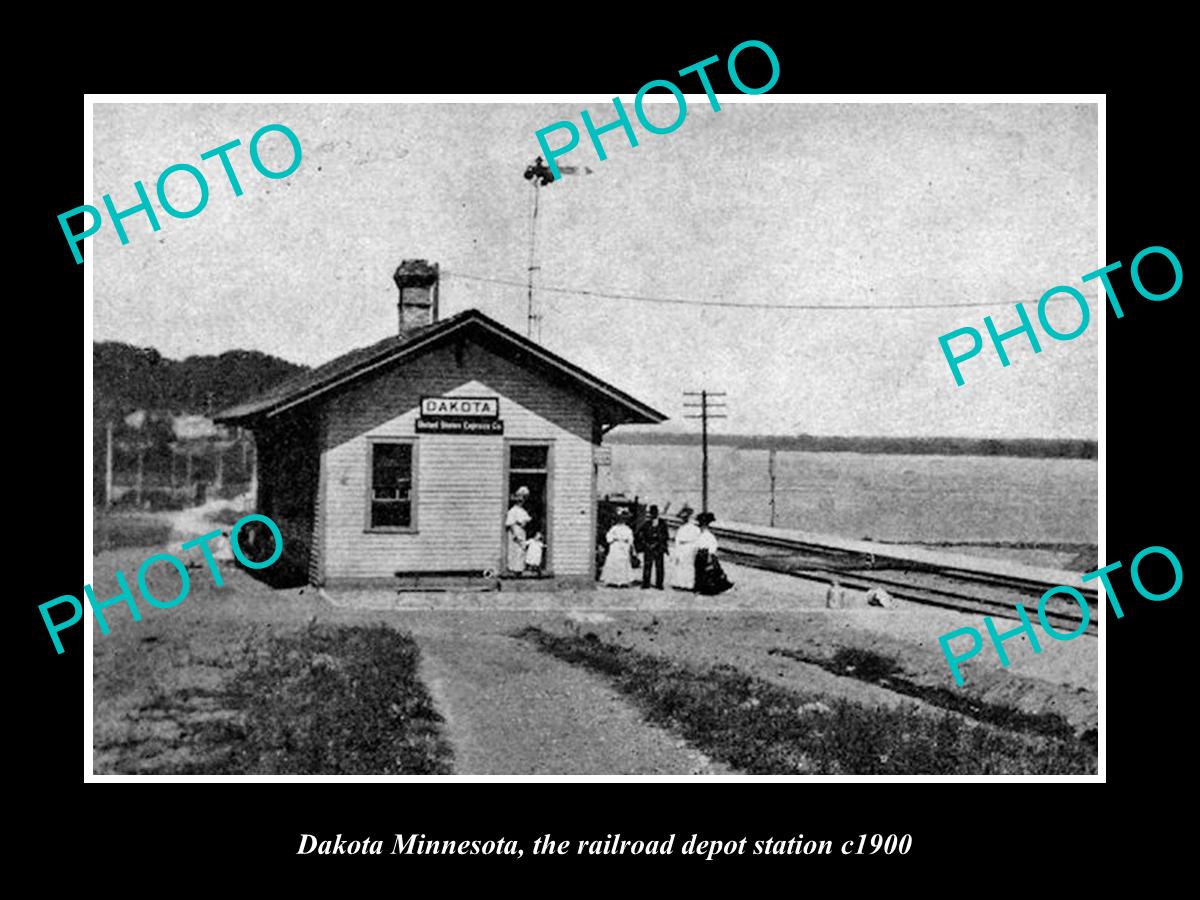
[419, 396, 499, 419]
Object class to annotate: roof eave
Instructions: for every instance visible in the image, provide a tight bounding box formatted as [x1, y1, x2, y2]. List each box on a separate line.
[214, 310, 667, 427]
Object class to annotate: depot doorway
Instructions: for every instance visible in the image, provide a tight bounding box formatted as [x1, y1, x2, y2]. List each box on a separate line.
[504, 441, 553, 574]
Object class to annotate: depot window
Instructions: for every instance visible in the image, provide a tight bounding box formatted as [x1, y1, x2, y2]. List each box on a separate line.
[366, 440, 417, 531]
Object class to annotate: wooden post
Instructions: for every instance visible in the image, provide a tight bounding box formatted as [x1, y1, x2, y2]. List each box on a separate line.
[249, 440, 258, 509]
[683, 391, 726, 516]
[768, 447, 777, 528]
[701, 391, 709, 515]
[105, 421, 114, 508]
[215, 445, 224, 491]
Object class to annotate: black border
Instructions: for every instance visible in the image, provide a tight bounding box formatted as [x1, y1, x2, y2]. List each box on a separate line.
[21, 26, 1189, 881]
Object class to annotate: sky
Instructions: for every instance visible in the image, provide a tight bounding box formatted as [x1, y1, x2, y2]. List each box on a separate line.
[92, 101, 1098, 439]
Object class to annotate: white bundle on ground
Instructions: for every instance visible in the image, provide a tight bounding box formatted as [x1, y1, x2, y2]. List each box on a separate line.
[178, 529, 236, 569]
[211, 531, 236, 562]
[865, 587, 896, 608]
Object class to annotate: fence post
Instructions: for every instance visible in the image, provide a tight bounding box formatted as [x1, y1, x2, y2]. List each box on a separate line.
[105, 421, 114, 507]
[135, 448, 144, 507]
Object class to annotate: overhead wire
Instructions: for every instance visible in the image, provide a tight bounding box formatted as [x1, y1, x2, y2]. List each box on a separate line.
[442, 269, 1004, 311]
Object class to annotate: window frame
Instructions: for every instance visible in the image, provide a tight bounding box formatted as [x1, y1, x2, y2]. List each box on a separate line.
[364, 437, 419, 534]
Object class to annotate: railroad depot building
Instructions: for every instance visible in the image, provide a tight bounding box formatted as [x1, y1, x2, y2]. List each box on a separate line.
[215, 260, 666, 587]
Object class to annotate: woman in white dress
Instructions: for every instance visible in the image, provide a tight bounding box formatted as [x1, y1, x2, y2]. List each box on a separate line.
[600, 510, 636, 586]
[505, 486, 532, 573]
[671, 505, 701, 590]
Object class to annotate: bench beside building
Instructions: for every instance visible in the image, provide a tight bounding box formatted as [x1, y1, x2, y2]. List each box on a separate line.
[215, 260, 666, 588]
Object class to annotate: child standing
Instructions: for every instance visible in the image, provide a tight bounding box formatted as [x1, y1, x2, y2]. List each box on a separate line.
[524, 531, 546, 575]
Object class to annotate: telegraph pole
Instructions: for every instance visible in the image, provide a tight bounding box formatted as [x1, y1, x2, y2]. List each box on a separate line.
[683, 391, 727, 514]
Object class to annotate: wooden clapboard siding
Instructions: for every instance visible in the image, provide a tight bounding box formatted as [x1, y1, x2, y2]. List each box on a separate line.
[321, 339, 596, 579]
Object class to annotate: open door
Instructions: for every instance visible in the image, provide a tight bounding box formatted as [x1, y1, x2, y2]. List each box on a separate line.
[505, 443, 552, 573]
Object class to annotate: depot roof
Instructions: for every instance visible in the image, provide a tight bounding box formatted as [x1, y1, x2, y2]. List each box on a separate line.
[213, 308, 667, 427]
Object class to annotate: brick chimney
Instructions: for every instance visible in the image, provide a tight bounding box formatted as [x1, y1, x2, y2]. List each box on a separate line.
[392, 259, 439, 332]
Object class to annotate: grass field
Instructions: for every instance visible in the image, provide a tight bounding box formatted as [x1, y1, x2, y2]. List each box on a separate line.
[771, 645, 1093, 749]
[193, 623, 452, 774]
[92, 521, 1097, 776]
[97, 618, 452, 775]
[517, 627, 1095, 775]
[91, 542, 453, 775]
[93, 511, 173, 552]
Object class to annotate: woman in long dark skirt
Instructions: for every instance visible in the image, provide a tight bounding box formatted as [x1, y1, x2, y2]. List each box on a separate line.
[693, 512, 733, 595]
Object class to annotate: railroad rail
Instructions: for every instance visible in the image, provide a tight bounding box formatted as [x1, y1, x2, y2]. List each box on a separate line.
[670, 518, 1098, 634]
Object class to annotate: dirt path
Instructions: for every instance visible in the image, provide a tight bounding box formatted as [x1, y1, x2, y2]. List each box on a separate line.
[407, 618, 725, 775]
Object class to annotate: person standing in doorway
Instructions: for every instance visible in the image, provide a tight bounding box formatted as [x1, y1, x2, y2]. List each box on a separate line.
[506, 486, 532, 574]
[636, 504, 670, 590]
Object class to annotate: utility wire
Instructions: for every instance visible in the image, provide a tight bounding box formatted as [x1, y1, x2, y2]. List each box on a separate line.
[442, 269, 1001, 311]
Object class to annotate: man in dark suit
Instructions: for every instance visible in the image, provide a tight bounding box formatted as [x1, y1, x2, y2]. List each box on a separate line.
[636, 505, 670, 590]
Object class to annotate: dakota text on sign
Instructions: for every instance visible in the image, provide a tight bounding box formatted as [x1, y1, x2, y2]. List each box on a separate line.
[419, 396, 499, 419]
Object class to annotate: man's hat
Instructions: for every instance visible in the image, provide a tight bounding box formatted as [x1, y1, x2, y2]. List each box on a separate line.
[696, 512, 716, 526]
[649, 505, 659, 516]
[678, 505, 694, 519]
[515, 485, 530, 497]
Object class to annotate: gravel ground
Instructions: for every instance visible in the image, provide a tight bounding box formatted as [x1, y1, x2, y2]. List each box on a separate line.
[410, 615, 724, 775]
[723, 563, 1098, 697]
[91, 546, 723, 775]
[331, 562, 1097, 761]
[91, 539, 1097, 774]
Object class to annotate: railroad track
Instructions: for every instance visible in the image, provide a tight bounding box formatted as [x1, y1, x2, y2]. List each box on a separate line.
[700, 524, 1098, 634]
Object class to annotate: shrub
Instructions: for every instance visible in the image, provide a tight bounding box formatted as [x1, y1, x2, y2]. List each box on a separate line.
[771, 645, 1081, 743]
[204, 623, 453, 775]
[94, 513, 172, 551]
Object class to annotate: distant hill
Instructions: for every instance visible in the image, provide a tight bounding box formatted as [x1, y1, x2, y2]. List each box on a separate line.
[91, 342, 1096, 462]
[94, 341, 307, 419]
[606, 431, 1097, 460]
